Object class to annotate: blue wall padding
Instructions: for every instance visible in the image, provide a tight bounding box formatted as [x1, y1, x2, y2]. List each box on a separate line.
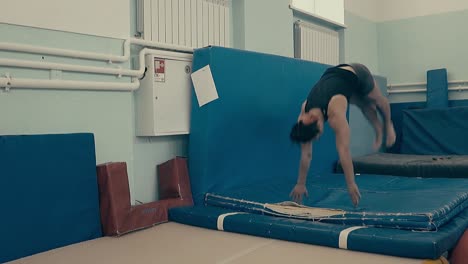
[0, 134, 102, 263]
[204, 173, 468, 231]
[388, 100, 468, 154]
[188, 46, 338, 204]
[387, 102, 426, 153]
[426, 68, 448, 108]
[401, 107, 468, 155]
[169, 204, 468, 259]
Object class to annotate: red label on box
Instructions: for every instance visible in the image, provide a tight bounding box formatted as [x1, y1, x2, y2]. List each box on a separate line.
[154, 58, 165, 82]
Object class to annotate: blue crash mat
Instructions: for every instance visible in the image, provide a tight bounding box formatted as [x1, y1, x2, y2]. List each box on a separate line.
[169, 205, 468, 260]
[203, 173, 468, 231]
[0, 133, 102, 263]
[188, 46, 339, 204]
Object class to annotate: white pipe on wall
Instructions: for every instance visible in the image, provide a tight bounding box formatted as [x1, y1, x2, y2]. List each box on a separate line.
[449, 80, 468, 85]
[0, 58, 141, 77]
[388, 86, 468, 94]
[0, 77, 140, 91]
[387, 80, 468, 94]
[0, 42, 130, 62]
[0, 38, 193, 63]
[388, 80, 468, 88]
[0, 48, 192, 78]
[387, 82, 426, 88]
[0, 78, 7, 87]
[387, 88, 426, 94]
[449, 86, 468, 91]
[0, 38, 193, 91]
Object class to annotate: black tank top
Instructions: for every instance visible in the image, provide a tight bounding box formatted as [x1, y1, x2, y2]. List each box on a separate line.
[305, 64, 360, 120]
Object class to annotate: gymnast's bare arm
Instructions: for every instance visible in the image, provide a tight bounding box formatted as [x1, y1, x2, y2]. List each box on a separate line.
[328, 95, 361, 207]
[290, 141, 312, 204]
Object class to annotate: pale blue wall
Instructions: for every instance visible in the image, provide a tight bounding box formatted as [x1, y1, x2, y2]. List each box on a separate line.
[345, 8, 468, 90]
[232, 0, 246, 50]
[0, 0, 188, 203]
[133, 136, 187, 203]
[343, 11, 379, 74]
[244, 0, 294, 57]
[10, 1, 461, 201]
[232, 1, 380, 66]
[378, 9, 468, 85]
[233, 0, 294, 57]
[377, 9, 468, 105]
[341, 11, 382, 156]
[348, 8, 468, 154]
[0, 23, 137, 199]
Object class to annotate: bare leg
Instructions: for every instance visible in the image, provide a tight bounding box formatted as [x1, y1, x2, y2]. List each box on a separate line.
[366, 83, 396, 148]
[352, 97, 384, 150]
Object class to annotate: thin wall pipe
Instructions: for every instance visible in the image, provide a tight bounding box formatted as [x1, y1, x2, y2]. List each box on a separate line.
[0, 48, 192, 78]
[0, 77, 140, 91]
[388, 86, 468, 94]
[388, 80, 468, 88]
[0, 38, 193, 63]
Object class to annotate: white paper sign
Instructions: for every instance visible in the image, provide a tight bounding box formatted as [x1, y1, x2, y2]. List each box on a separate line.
[191, 65, 219, 107]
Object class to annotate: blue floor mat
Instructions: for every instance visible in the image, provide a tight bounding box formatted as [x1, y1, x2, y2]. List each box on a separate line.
[204, 173, 468, 231]
[169, 205, 468, 260]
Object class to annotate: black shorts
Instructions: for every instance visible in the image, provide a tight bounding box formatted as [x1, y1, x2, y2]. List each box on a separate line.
[321, 66, 361, 97]
[305, 66, 359, 114]
[345, 63, 375, 97]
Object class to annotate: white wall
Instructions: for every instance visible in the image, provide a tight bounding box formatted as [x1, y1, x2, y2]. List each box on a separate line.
[346, 0, 468, 22]
[379, 0, 468, 21]
[0, 0, 130, 38]
[0, 0, 184, 204]
[344, 0, 379, 21]
[291, 0, 345, 25]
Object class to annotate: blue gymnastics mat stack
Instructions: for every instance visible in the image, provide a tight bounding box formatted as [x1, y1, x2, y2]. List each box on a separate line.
[169, 46, 468, 260]
[0, 133, 102, 263]
[401, 106, 468, 155]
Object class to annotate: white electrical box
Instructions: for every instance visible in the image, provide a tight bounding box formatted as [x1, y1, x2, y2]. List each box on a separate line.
[135, 50, 193, 136]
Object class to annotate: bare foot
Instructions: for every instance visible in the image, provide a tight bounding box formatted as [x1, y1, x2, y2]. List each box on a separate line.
[373, 132, 383, 151]
[386, 124, 396, 148]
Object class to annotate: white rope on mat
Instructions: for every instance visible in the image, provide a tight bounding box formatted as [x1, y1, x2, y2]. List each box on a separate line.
[217, 212, 246, 231]
[339, 226, 367, 249]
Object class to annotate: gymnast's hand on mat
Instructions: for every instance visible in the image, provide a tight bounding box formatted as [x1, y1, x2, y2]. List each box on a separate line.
[347, 182, 361, 207]
[290, 184, 308, 204]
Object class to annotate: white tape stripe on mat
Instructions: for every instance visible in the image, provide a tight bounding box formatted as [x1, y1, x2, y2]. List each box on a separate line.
[339, 226, 367, 249]
[217, 212, 245, 231]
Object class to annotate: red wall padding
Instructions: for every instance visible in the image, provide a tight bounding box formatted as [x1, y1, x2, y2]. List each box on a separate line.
[96, 157, 193, 236]
[450, 229, 468, 264]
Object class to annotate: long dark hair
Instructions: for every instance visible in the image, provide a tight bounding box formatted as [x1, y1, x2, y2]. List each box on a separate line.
[290, 120, 320, 143]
